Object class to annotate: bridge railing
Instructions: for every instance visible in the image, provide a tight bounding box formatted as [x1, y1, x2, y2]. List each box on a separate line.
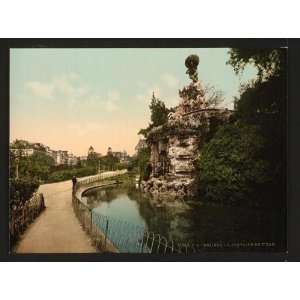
[76, 169, 127, 188]
[72, 169, 198, 254]
[9, 193, 46, 248]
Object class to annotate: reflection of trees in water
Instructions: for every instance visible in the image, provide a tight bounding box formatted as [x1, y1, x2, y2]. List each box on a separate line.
[186, 202, 285, 248]
[127, 189, 172, 238]
[127, 188, 195, 241]
[85, 185, 122, 208]
[131, 188, 285, 248]
[84, 184, 285, 250]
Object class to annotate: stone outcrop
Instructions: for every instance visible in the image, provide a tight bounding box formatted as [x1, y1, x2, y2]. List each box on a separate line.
[141, 55, 233, 200]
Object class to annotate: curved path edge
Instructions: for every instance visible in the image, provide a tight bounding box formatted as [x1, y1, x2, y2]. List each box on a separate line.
[15, 178, 97, 253]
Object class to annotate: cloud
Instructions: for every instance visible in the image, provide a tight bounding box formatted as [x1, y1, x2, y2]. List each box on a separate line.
[68, 121, 106, 137]
[160, 73, 179, 88]
[53, 74, 89, 99]
[25, 81, 54, 99]
[25, 74, 124, 114]
[135, 85, 160, 103]
[24, 73, 89, 102]
[105, 90, 120, 112]
[105, 100, 119, 112]
[134, 74, 179, 107]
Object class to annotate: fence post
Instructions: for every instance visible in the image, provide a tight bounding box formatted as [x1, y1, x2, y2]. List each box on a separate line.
[104, 219, 109, 250]
[90, 209, 93, 235]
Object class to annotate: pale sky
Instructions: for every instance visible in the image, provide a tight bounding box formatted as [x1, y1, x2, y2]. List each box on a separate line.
[10, 48, 257, 156]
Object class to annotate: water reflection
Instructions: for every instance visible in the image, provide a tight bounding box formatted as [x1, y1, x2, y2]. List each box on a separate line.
[83, 184, 285, 251]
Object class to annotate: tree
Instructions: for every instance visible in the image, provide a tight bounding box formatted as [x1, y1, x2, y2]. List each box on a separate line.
[86, 152, 99, 169]
[149, 92, 169, 127]
[137, 147, 151, 181]
[194, 48, 287, 206]
[10, 150, 55, 182]
[100, 153, 119, 171]
[227, 48, 286, 81]
[138, 93, 170, 138]
[10, 177, 39, 206]
[197, 123, 271, 204]
[227, 48, 286, 205]
[28, 152, 55, 181]
[203, 84, 224, 108]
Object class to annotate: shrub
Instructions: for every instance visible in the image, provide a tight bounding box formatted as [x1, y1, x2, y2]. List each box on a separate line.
[9, 177, 39, 206]
[47, 166, 96, 183]
[197, 123, 271, 205]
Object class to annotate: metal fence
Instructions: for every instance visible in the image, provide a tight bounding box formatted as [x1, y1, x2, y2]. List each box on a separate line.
[72, 171, 198, 254]
[10, 193, 46, 247]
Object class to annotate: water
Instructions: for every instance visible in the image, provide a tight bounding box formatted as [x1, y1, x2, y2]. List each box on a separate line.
[83, 184, 286, 252]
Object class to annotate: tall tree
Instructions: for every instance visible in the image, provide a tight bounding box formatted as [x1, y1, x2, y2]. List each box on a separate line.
[149, 92, 169, 127]
[139, 93, 169, 138]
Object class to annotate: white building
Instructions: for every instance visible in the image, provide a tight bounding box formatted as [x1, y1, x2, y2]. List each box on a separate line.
[10, 148, 35, 157]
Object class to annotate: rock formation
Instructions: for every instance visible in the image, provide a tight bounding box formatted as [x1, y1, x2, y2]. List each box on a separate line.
[141, 54, 233, 200]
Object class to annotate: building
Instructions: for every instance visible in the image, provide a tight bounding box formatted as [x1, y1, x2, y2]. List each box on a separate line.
[87, 146, 101, 160]
[108, 149, 130, 162]
[10, 139, 82, 166]
[106, 146, 129, 161]
[88, 146, 95, 156]
[52, 150, 69, 165]
[67, 153, 78, 166]
[10, 148, 35, 157]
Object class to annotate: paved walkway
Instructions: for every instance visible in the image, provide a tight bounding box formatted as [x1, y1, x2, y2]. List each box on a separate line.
[15, 178, 97, 253]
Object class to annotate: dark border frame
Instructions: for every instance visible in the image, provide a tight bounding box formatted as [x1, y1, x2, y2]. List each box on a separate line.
[0, 38, 298, 262]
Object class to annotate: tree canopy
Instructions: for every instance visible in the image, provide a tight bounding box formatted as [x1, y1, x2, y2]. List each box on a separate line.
[227, 48, 286, 80]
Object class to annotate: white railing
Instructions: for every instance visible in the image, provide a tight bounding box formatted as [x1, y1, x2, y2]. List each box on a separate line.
[77, 169, 127, 187]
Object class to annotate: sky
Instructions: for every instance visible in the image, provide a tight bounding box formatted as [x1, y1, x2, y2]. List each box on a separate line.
[10, 48, 258, 156]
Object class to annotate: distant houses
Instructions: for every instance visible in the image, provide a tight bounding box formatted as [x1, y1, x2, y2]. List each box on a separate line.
[107, 147, 130, 163]
[10, 140, 132, 167]
[10, 140, 78, 167]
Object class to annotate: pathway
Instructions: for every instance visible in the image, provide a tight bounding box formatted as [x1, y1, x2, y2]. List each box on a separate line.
[15, 177, 97, 253]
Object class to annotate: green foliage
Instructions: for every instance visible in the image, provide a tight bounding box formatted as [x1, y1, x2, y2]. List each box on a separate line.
[100, 153, 120, 171]
[86, 152, 99, 168]
[127, 156, 138, 172]
[9, 177, 39, 206]
[28, 151, 55, 181]
[137, 147, 151, 181]
[47, 166, 96, 183]
[11, 139, 33, 150]
[197, 124, 271, 204]
[196, 48, 286, 206]
[149, 93, 169, 127]
[138, 93, 170, 138]
[227, 47, 286, 205]
[129, 148, 151, 180]
[227, 48, 286, 80]
[185, 54, 199, 70]
[10, 150, 55, 182]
